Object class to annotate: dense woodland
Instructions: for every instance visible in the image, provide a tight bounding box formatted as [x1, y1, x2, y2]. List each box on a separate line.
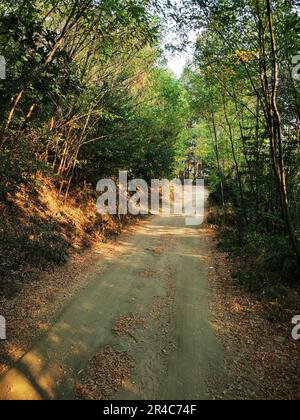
[182, 0, 300, 293]
[0, 0, 299, 295]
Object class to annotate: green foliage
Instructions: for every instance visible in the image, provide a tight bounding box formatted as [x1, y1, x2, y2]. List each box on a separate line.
[182, 0, 300, 281]
[0, 1, 189, 201]
[1, 0, 299, 299]
[80, 67, 190, 182]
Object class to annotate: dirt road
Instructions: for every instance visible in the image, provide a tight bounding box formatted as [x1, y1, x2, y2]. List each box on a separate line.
[0, 196, 225, 400]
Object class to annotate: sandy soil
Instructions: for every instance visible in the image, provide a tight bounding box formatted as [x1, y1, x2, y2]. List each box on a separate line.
[0, 192, 226, 400]
[1, 191, 298, 400]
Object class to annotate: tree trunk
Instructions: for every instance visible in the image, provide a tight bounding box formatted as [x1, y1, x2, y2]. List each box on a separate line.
[265, 0, 300, 265]
[211, 112, 225, 206]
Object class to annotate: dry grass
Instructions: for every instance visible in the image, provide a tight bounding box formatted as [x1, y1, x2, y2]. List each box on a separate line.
[0, 177, 140, 376]
[208, 236, 300, 400]
[0, 177, 133, 297]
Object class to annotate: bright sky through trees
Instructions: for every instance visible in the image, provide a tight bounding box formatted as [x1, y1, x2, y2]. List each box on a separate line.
[165, 26, 198, 77]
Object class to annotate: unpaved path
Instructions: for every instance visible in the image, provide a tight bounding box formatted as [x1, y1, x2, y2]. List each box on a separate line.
[0, 196, 225, 400]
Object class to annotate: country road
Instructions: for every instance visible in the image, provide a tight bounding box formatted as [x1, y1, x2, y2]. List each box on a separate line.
[0, 192, 226, 400]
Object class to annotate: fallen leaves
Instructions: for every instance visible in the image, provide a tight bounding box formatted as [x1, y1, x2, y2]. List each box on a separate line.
[141, 269, 156, 278]
[74, 346, 134, 400]
[112, 313, 145, 339]
[208, 241, 300, 400]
